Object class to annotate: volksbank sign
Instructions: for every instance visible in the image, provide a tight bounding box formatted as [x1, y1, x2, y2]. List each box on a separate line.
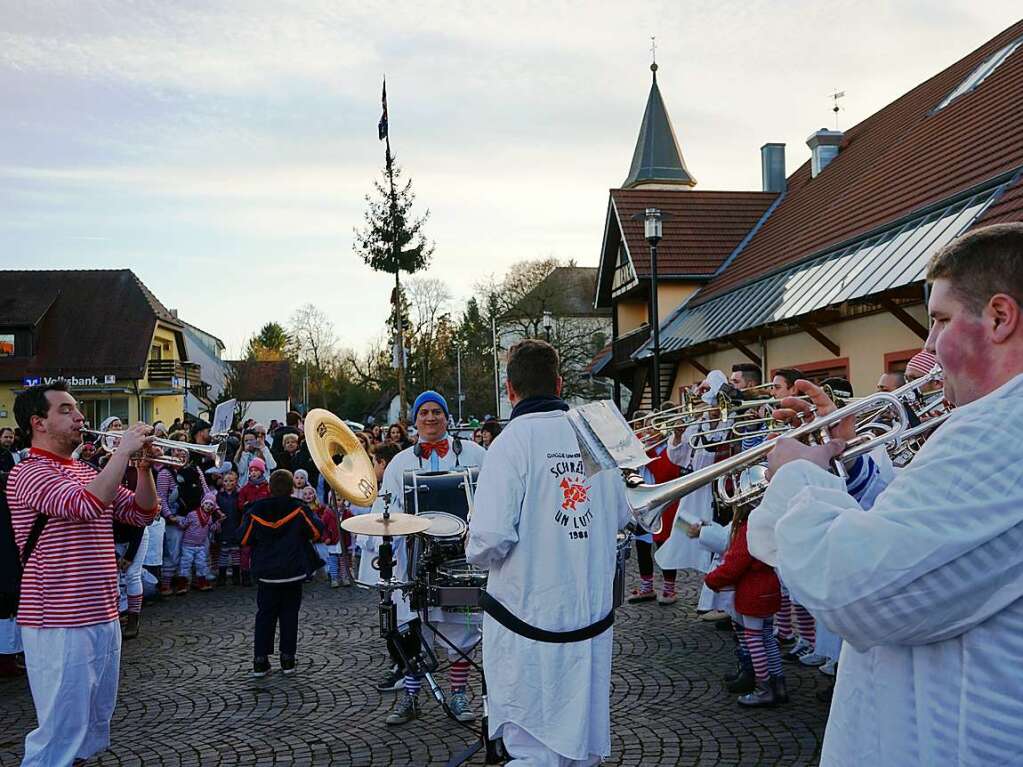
[22, 374, 118, 387]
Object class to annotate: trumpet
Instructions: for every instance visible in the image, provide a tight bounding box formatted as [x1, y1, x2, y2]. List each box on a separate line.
[625, 368, 945, 512]
[81, 428, 229, 468]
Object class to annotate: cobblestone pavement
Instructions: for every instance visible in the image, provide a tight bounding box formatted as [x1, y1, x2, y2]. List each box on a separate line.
[0, 568, 830, 766]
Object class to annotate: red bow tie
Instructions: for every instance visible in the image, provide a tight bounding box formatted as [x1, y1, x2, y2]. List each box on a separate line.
[419, 440, 449, 459]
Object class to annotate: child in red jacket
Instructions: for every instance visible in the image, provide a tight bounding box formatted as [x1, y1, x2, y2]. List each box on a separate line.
[705, 508, 787, 707]
[237, 458, 270, 586]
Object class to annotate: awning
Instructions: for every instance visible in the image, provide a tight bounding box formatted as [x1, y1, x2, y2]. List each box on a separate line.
[634, 181, 1007, 359]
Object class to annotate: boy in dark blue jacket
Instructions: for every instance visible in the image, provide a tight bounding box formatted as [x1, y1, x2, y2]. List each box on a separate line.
[216, 470, 243, 585]
[240, 469, 324, 677]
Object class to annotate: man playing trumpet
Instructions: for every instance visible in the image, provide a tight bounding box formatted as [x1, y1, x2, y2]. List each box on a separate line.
[750, 223, 1023, 766]
[7, 382, 160, 766]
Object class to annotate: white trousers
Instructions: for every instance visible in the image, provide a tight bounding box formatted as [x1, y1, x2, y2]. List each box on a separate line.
[21, 620, 121, 767]
[422, 619, 481, 661]
[0, 617, 21, 653]
[502, 724, 601, 767]
[116, 528, 149, 611]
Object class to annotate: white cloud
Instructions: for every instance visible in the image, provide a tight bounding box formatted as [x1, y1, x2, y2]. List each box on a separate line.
[0, 0, 1019, 351]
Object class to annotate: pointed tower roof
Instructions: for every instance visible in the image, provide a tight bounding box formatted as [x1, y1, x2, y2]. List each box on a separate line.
[623, 63, 696, 189]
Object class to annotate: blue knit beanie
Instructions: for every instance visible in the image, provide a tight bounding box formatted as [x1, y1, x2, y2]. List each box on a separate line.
[412, 390, 449, 421]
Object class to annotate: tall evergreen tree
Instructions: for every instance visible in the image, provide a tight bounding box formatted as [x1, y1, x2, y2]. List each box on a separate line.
[353, 157, 434, 421]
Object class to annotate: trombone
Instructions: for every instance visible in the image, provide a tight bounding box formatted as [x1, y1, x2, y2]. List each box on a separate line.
[625, 367, 945, 512]
[81, 428, 229, 468]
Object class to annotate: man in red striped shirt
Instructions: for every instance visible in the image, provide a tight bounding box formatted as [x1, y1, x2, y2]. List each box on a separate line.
[7, 382, 159, 767]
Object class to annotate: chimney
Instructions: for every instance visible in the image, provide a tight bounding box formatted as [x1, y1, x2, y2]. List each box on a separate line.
[760, 143, 786, 193]
[806, 129, 843, 178]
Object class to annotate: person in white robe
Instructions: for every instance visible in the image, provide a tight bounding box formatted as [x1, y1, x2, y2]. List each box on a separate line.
[370, 391, 487, 727]
[654, 420, 719, 575]
[748, 224, 1023, 767]
[467, 339, 630, 767]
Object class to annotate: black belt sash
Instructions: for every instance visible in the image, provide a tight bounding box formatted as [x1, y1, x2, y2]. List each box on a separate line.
[479, 591, 614, 644]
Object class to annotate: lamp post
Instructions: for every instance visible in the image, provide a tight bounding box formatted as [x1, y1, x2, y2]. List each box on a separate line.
[542, 310, 553, 342]
[456, 343, 464, 425]
[633, 207, 667, 410]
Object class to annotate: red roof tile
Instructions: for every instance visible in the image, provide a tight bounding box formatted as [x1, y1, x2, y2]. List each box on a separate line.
[611, 189, 777, 277]
[693, 20, 1023, 305]
[978, 174, 1023, 225]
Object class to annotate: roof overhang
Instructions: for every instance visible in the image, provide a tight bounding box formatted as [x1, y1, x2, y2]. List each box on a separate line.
[633, 177, 1012, 360]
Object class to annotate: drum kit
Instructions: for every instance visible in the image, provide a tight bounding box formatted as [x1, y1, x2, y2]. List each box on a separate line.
[304, 409, 503, 765]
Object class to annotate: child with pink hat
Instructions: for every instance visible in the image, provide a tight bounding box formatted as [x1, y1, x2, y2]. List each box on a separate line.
[178, 492, 224, 592]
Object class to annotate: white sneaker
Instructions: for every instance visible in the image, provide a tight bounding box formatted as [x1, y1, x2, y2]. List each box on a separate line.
[819, 659, 838, 677]
[798, 652, 828, 667]
[782, 638, 811, 663]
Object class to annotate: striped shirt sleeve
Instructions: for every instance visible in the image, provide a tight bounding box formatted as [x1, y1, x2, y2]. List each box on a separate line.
[14, 460, 105, 521]
[156, 468, 176, 519]
[111, 481, 157, 526]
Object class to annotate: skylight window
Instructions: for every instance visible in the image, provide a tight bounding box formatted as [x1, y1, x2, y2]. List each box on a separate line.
[935, 36, 1022, 112]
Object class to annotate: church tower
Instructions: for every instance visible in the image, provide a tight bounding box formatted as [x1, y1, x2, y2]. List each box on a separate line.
[622, 63, 696, 190]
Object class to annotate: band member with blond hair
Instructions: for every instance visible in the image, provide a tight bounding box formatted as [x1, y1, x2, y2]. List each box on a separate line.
[750, 223, 1023, 766]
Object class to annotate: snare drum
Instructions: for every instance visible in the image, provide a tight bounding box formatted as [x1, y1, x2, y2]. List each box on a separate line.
[409, 511, 467, 579]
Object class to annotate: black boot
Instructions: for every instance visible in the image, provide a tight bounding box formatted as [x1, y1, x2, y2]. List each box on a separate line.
[722, 662, 743, 684]
[726, 667, 757, 694]
[217, 567, 228, 586]
[770, 675, 789, 704]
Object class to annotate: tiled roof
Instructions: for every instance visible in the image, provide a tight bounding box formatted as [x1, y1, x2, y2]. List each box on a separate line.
[977, 174, 1023, 225]
[634, 182, 1006, 359]
[611, 189, 778, 277]
[227, 360, 292, 402]
[693, 19, 1023, 305]
[0, 269, 181, 379]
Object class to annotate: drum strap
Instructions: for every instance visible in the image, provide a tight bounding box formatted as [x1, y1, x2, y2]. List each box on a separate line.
[479, 591, 614, 643]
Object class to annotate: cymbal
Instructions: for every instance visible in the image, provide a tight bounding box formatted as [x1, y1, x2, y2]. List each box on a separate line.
[340, 512, 432, 536]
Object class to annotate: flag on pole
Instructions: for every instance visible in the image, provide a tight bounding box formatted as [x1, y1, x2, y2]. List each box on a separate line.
[378, 78, 388, 141]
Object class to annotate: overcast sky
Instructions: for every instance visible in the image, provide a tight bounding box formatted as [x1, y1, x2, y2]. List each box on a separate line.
[2, 2, 1019, 355]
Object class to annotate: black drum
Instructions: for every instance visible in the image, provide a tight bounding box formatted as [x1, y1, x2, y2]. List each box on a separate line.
[403, 467, 479, 523]
[402, 468, 485, 612]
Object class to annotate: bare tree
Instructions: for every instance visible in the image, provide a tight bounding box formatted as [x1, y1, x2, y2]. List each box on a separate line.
[406, 277, 453, 386]
[288, 303, 338, 407]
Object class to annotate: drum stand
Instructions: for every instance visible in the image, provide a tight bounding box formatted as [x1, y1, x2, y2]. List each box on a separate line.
[369, 496, 507, 765]
[421, 614, 508, 766]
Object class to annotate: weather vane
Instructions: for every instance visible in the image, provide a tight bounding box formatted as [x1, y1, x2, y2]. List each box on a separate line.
[830, 89, 846, 130]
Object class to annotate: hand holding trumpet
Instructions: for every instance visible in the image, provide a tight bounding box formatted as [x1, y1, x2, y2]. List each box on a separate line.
[766, 380, 854, 478]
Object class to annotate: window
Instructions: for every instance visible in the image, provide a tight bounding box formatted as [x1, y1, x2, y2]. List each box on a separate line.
[79, 398, 130, 427]
[781, 357, 851, 387]
[884, 348, 922, 375]
[150, 344, 162, 361]
[934, 36, 1022, 112]
[0, 333, 13, 357]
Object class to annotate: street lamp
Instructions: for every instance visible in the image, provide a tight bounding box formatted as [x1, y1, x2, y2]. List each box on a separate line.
[542, 310, 554, 342]
[632, 207, 670, 410]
